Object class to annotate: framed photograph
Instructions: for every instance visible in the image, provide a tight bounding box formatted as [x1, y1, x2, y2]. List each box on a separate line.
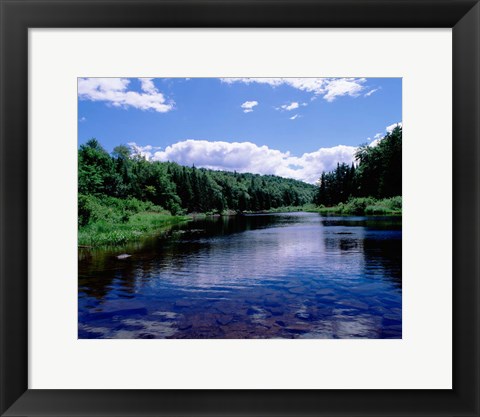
[1, 0, 479, 416]
[77, 76, 403, 341]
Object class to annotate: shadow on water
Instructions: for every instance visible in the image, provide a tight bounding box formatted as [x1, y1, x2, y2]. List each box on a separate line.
[79, 212, 402, 339]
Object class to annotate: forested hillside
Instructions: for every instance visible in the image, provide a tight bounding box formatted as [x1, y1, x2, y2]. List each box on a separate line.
[79, 139, 316, 222]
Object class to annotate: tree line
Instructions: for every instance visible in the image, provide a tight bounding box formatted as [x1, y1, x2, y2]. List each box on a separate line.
[79, 125, 401, 224]
[78, 139, 317, 220]
[315, 125, 402, 206]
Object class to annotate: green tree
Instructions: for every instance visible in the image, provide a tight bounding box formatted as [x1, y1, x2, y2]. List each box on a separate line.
[78, 139, 115, 196]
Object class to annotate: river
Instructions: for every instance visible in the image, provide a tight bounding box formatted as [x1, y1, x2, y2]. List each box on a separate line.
[78, 212, 402, 339]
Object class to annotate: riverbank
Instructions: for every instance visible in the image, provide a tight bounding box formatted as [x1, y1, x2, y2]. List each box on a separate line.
[78, 205, 318, 247]
[78, 205, 316, 247]
[78, 194, 191, 247]
[78, 198, 402, 248]
[241, 204, 318, 215]
[310, 196, 402, 215]
[78, 212, 190, 247]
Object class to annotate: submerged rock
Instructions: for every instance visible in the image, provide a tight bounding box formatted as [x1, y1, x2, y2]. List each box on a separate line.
[138, 333, 155, 339]
[295, 312, 313, 321]
[284, 325, 310, 335]
[216, 315, 233, 326]
[85, 301, 147, 321]
[265, 306, 284, 316]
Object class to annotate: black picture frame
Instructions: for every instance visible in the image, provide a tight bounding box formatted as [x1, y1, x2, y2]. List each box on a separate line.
[1, 1, 479, 416]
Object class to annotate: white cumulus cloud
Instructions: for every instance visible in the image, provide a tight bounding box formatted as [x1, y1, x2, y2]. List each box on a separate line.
[129, 139, 355, 184]
[138, 78, 157, 94]
[322, 78, 366, 102]
[128, 122, 401, 184]
[222, 78, 367, 102]
[281, 102, 299, 111]
[290, 114, 300, 120]
[386, 122, 402, 133]
[241, 100, 258, 113]
[78, 77, 174, 113]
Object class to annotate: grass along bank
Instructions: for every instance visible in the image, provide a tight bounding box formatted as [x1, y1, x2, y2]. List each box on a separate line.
[78, 212, 190, 247]
[242, 203, 318, 214]
[78, 194, 402, 248]
[312, 196, 402, 216]
[78, 195, 190, 247]
[77, 195, 315, 248]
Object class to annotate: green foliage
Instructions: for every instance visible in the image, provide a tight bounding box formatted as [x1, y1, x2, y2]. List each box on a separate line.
[316, 196, 402, 215]
[315, 162, 356, 206]
[78, 139, 317, 217]
[77, 193, 189, 246]
[354, 126, 402, 198]
[78, 139, 319, 246]
[343, 197, 376, 215]
[78, 212, 189, 247]
[243, 203, 318, 214]
[78, 139, 116, 196]
[315, 126, 402, 207]
[78, 194, 167, 227]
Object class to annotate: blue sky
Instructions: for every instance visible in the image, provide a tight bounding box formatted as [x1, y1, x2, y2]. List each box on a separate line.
[78, 77, 401, 183]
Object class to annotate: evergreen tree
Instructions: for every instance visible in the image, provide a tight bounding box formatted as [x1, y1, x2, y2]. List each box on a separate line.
[315, 126, 402, 205]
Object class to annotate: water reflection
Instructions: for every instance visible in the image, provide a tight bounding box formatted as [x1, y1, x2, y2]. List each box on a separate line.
[79, 212, 402, 339]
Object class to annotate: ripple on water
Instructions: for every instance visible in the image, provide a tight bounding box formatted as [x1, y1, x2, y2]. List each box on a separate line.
[79, 213, 402, 339]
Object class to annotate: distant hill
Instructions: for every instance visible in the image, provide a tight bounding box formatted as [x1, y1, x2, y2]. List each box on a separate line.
[79, 139, 317, 215]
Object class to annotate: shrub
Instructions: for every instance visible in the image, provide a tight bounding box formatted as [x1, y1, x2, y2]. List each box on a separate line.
[342, 197, 376, 215]
[78, 194, 169, 227]
[315, 196, 401, 216]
